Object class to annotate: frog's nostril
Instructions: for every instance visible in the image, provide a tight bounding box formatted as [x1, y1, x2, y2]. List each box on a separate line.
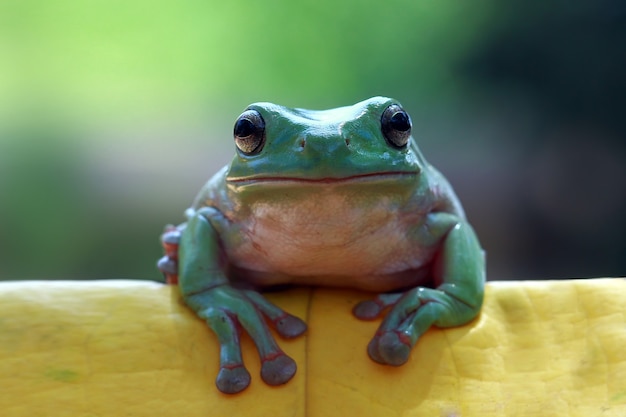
[299, 138, 306, 149]
[345, 138, 351, 147]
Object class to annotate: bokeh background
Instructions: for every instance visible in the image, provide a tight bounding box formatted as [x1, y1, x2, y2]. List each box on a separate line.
[1, 0, 624, 282]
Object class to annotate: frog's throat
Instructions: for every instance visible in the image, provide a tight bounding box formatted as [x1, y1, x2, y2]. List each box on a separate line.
[225, 171, 419, 185]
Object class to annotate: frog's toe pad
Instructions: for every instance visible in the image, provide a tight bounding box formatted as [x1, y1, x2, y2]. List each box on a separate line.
[260, 353, 297, 386]
[156, 256, 177, 275]
[368, 332, 411, 366]
[274, 315, 307, 339]
[352, 300, 383, 320]
[367, 338, 386, 364]
[216, 366, 251, 395]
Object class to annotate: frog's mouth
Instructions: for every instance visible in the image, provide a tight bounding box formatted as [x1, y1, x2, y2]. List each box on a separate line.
[226, 171, 418, 185]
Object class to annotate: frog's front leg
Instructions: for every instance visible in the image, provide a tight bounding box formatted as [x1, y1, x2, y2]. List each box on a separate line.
[353, 212, 485, 366]
[179, 208, 307, 394]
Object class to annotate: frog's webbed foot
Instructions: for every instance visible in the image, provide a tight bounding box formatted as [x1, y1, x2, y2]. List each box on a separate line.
[353, 287, 479, 366]
[355, 214, 485, 366]
[185, 286, 307, 394]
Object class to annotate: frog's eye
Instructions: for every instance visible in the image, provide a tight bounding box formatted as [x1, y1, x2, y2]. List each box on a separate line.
[234, 110, 266, 155]
[381, 104, 412, 148]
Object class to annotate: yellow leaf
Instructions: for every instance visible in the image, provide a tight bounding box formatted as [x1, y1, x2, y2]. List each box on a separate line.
[0, 279, 625, 416]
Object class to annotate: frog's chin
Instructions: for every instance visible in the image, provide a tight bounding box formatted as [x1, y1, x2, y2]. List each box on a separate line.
[225, 171, 419, 186]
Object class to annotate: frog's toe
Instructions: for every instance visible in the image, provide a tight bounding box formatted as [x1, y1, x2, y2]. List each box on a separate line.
[353, 293, 404, 320]
[368, 331, 411, 366]
[216, 365, 251, 394]
[353, 300, 383, 320]
[366, 338, 386, 364]
[156, 256, 177, 275]
[156, 256, 179, 284]
[378, 331, 411, 366]
[274, 314, 307, 338]
[260, 353, 297, 386]
[241, 290, 307, 339]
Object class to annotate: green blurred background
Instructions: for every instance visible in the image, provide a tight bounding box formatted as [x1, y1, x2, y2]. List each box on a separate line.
[1, 0, 624, 281]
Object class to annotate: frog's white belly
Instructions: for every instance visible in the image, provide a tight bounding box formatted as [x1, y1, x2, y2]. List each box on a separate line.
[224, 190, 434, 288]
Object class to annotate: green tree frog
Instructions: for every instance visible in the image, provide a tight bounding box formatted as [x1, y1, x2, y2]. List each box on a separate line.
[157, 97, 485, 394]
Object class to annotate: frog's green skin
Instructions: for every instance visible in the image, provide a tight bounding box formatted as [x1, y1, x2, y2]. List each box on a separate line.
[160, 96, 485, 394]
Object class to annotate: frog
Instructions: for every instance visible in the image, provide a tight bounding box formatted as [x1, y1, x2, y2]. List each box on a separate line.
[157, 96, 485, 394]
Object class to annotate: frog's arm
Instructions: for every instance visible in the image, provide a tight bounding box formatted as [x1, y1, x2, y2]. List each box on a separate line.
[354, 212, 485, 365]
[178, 207, 307, 394]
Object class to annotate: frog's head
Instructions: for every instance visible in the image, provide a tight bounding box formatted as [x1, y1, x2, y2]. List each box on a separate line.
[225, 96, 425, 187]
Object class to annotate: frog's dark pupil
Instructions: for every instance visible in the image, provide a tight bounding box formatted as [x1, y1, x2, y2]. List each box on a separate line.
[234, 110, 266, 155]
[381, 104, 411, 149]
[235, 118, 255, 137]
[390, 112, 410, 132]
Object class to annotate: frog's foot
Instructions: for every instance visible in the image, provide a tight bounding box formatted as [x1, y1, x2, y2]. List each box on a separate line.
[185, 286, 307, 394]
[353, 287, 478, 366]
[157, 226, 182, 284]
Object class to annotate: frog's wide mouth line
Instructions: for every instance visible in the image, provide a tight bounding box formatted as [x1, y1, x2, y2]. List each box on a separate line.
[226, 171, 419, 185]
